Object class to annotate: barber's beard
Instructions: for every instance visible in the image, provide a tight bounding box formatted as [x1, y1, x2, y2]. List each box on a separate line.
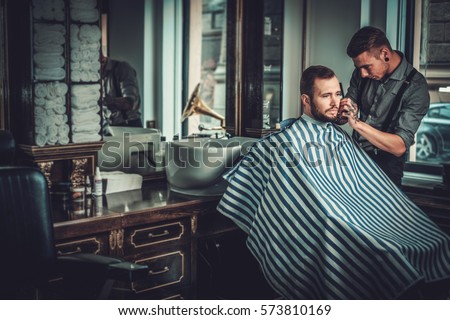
[310, 101, 338, 123]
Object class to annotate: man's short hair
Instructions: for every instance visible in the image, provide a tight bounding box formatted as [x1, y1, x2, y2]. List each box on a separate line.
[346, 26, 392, 58]
[300, 65, 336, 99]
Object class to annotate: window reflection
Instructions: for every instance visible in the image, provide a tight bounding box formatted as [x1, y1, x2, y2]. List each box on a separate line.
[411, 0, 450, 164]
[188, 0, 227, 136]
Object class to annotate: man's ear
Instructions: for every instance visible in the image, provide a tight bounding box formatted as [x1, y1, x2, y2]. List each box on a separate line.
[301, 94, 310, 106]
[379, 47, 389, 60]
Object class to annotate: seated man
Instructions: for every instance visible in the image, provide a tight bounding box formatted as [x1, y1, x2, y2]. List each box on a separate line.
[217, 65, 450, 299]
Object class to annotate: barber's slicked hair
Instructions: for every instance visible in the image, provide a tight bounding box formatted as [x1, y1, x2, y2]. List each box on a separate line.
[346, 26, 392, 58]
[300, 65, 335, 99]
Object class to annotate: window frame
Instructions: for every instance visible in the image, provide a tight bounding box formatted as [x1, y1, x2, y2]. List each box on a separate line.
[403, 0, 447, 187]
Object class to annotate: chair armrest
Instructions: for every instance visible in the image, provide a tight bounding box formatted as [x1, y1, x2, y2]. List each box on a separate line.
[57, 253, 148, 282]
[107, 261, 149, 282]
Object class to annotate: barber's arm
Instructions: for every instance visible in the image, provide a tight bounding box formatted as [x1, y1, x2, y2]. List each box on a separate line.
[349, 119, 407, 157]
[341, 78, 430, 157]
[103, 95, 134, 111]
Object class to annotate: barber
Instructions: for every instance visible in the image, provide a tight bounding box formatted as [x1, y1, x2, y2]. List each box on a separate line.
[339, 26, 430, 186]
[101, 54, 142, 128]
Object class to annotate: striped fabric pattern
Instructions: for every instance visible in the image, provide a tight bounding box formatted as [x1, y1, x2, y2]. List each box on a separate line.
[217, 115, 450, 299]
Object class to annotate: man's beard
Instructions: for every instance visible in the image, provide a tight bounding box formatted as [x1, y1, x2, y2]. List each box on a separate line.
[310, 100, 338, 123]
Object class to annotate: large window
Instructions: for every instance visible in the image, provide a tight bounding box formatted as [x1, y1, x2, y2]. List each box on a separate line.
[410, 0, 450, 165]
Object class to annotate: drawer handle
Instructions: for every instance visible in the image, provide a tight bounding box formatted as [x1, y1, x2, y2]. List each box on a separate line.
[148, 230, 169, 239]
[148, 266, 169, 276]
[57, 246, 82, 256]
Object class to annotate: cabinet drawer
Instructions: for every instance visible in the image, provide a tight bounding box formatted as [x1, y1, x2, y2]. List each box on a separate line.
[56, 237, 101, 256]
[132, 251, 186, 294]
[129, 221, 187, 249]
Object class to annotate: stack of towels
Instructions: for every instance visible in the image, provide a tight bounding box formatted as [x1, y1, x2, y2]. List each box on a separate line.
[33, 23, 66, 81]
[101, 171, 144, 195]
[32, 0, 65, 22]
[34, 82, 70, 147]
[71, 84, 101, 143]
[70, 24, 101, 82]
[70, 0, 99, 23]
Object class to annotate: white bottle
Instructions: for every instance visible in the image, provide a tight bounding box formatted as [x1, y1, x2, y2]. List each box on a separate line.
[85, 176, 92, 196]
[94, 167, 103, 197]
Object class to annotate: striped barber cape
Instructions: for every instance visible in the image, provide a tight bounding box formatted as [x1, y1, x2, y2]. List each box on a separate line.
[217, 115, 450, 299]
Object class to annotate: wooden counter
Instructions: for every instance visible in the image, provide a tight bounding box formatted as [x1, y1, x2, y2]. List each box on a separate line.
[50, 182, 232, 299]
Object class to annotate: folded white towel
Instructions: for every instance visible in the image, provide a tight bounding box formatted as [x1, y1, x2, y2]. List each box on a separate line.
[47, 135, 58, 145]
[71, 83, 100, 96]
[35, 116, 45, 127]
[72, 132, 101, 143]
[58, 124, 70, 136]
[70, 0, 97, 9]
[45, 108, 56, 117]
[72, 123, 100, 133]
[34, 53, 65, 68]
[80, 71, 92, 82]
[35, 133, 47, 147]
[89, 72, 100, 82]
[44, 99, 57, 109]
[34, 67, 65, 80]
[34, 97, 46, 106]
[71, 113, 100, 125]
[71, 9, 99, 23]
[79, 42, 100, 51]
[34, 23, 66, 35]
[47, 125, 58, 137]
[34, 83, 48, 98]
[58, 134, 70, 145]
[53, 105, 67, 115]
[71, 104, 99, 113]
[71, 94, 99, 106]
[35, 125, 47, 135]
[53, 82, 68, 96]
[70, 70, 82, 82]
[35, 106, 46, 116]
[34, 44, 64, 55]
[79, 24, 101, 43]
[50, 114, 65, 126]
[34, 30, 65, 46]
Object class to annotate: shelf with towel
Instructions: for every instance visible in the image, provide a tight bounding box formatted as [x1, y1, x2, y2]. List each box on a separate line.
[6, 0, 105, 189]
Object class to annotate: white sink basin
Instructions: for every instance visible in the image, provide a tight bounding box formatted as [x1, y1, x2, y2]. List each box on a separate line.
[165, 136, 257, 195]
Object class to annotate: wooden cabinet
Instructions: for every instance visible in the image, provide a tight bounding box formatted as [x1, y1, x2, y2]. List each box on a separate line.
[6, 0, 104, 187]
[50, 186, 217, 299]
[119, 217, 193, 299]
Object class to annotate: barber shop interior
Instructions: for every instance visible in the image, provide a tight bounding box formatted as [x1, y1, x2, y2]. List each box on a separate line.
[1, 0, 450, 300]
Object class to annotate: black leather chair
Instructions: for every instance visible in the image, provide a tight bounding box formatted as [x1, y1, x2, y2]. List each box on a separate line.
[0, 130, 15, 165]
[0, 166, 147, 299]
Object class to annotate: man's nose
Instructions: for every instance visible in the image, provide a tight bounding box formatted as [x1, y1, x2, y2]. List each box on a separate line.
[331, 95, 340, 106]
[360, 69, 369, 78]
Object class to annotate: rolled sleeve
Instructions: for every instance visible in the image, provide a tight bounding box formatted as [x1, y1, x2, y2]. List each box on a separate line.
[394, 76, 430, 148]
[117, 62, 140, 112]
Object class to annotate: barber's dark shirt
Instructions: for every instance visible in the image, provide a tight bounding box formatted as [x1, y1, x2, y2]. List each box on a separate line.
[346, 51, 430, 152]
[103, 59, 141, 125]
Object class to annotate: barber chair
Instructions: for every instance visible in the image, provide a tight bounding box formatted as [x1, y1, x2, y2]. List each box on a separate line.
[0, 130, 15, 165]
[0, 166, 148, 299]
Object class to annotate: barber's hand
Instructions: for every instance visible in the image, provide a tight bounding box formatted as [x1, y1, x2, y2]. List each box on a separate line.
[102, 95, 115, 107]
[338, 98, 359, 126]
